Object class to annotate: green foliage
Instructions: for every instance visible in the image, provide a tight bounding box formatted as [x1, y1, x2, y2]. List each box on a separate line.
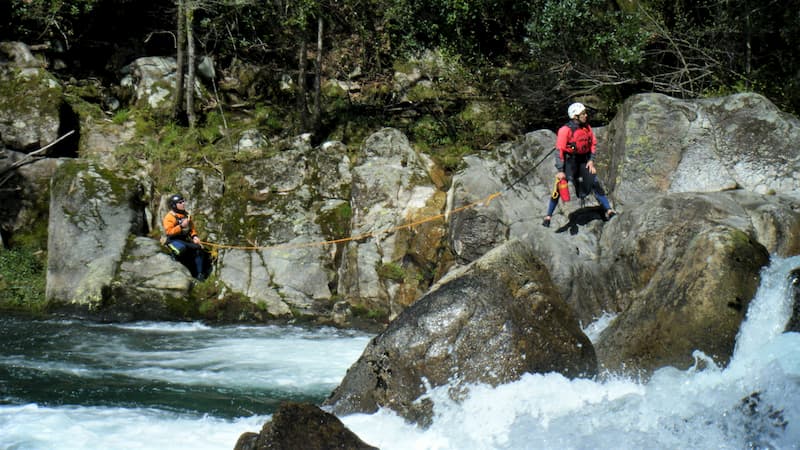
[316, 202, 353, 240]
[351, 304, 389, 322]
[524, 0, 649, 69]
[377, 262, 406, 282]
[112, 108, 131, 124]
[251, 104, 286, 135]
[384, 0, 539, 61]
[6, 0, 99, 43]
[0, 247, 47, 310]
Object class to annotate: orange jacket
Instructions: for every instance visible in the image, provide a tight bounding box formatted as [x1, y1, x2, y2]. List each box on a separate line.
[163, 210, 197, 241]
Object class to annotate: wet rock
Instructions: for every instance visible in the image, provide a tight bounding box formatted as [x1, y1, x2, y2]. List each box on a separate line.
[595, 193, 770, 375]
[233, 402, 377, 450]
[325, 240, 595, 425]
[786, 268, 800, 332]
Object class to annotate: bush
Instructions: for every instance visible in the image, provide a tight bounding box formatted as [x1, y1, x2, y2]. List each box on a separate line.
[0, 247, 46, 310]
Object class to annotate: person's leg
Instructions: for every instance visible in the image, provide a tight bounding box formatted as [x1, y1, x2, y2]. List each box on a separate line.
[201, 250, 213, 278]
[168, 240, 203, 277]
[194, 250, 206, 280]
[575, 156, 593, 200]
[595, 192, 612, 211]
[543, 197, 558, 227]
[592, 178, 615, 218]
[166, 239, 187, 259]
[176, 252, 197, 277]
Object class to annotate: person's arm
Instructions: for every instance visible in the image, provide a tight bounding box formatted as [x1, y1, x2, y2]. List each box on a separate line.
[585, 126, 598, 174]
[189, 220, 200, 244]
[554, 126, 570, 176]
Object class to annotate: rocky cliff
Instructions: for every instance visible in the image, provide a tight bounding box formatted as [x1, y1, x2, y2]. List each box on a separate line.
[2, 43, 800, 431]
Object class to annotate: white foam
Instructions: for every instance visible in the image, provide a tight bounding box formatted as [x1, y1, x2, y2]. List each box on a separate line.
[342, 256, 800, 449]
[3, 256, 799, 450]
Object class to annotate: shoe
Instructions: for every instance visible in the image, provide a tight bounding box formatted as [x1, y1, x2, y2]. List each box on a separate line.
[196, 273, 207, 282]
[605, 209, 617, 220]
[542, 216, 551, 228]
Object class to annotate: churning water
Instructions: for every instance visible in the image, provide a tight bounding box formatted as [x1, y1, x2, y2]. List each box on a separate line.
[2, 256, 800, 449]
[0, 321, 371, 449]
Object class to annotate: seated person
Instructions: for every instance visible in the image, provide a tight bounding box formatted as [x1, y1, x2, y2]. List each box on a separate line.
[162, 193, 211, 281]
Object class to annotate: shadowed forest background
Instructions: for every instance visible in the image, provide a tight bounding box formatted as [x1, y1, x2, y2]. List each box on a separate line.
[3, 0, 798, 139]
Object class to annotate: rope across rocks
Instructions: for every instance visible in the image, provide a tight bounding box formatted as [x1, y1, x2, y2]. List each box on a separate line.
[200, 191, 503, 252]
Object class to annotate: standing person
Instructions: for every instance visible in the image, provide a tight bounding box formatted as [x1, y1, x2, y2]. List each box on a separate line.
[542, 102, 616, 227]
[162, 193, 210, 280]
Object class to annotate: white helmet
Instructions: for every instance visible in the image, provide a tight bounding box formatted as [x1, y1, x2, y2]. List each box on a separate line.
[568, 102, 586, 119]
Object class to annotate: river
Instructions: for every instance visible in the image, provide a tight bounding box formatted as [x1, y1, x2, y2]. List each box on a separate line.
[2, 256, 799, 449]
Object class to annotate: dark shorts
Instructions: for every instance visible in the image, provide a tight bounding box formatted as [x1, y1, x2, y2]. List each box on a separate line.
[563, 153, 606, 199]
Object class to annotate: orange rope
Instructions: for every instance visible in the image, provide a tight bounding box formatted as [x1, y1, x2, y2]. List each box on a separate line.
[200, 191, 503, 252]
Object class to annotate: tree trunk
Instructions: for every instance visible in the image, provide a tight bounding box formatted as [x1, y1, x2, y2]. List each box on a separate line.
[312, 16, 323, 132]
[173, 0, 186, 120]
[744, 1, 752, 88]
[297, 37, 308, 131]
[186, 1, 196, 129]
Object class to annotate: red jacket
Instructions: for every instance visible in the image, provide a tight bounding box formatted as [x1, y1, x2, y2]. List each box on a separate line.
[555, 120, 597, 170]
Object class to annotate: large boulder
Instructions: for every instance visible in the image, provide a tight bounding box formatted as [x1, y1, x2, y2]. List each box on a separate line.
[448, 130, 556, 265]
[119, 56, 178, 110]
[325, 239, 596, 425]
[234, 402, 377, 450]
[191, 137, 339, 318]
[105, 237, 195, 321]
[594, 192, 770, 374]
[119, 56, 209, 113]
[601, 92, 800, 206]
[446, 130, 621, 325]
[45, 160, 148, 310]
[0, 150, 61, 240]
[447, 93, 800, 320]
[729, 190, 800, 256]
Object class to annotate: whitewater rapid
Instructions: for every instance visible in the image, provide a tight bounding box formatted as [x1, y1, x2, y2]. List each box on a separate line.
[1, 256, 798, 449]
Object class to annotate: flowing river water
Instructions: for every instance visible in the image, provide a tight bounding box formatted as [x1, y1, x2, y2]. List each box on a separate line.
[2, 256, 799, 449]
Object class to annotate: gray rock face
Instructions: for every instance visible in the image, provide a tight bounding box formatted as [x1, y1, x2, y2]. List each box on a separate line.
[45, 160, 149, 309]
[325, 240, 596, 425]
[0, 42, 62, 152]
[119, 56, 209, 112]
[602, 92, 800, 205]
[339, 128, 448, 318]
[106, 237, 195, 321]
[0, 150, 61, 236]
[595, 192, 771, 373]
[120, 57, 179, 110]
